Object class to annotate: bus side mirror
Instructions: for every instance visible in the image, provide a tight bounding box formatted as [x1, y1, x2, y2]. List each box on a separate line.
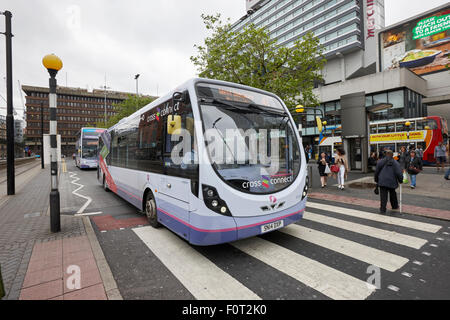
[173, 91, 187, 103]
[167, 115, 182, 135]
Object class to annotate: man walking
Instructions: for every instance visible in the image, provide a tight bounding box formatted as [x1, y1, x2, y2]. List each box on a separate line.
[375, 150, 403, 214]
[434, 141, 447, 172]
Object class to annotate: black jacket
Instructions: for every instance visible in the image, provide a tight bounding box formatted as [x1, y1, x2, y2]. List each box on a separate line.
[375, 157, 403, 189]
[405, 156, 423, 174]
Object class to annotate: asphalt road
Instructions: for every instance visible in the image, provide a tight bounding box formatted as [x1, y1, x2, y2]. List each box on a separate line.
[60, 160, 450, 300]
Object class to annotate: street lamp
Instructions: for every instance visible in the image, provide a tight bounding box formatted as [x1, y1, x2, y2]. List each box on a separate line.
[1, 10, 15, 195]
[134, 74, 140, 96]
[42, 53, 63, 233]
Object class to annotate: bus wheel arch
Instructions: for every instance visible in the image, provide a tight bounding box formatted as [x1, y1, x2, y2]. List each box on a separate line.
[143, 188, 160, 228]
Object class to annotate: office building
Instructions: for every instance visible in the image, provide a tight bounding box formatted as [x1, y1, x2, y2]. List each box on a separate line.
[22, 85, 140, 156]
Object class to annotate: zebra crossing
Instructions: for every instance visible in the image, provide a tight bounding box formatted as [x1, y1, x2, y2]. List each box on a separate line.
[131, 200, 446, 300]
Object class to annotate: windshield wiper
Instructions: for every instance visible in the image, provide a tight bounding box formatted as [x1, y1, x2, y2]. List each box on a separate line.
[247, 103, 288, 117]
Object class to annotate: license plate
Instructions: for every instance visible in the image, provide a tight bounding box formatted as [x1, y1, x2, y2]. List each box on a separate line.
[261, 220, 284, 234]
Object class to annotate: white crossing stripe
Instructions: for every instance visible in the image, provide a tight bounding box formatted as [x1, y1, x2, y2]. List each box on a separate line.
[388, 285, 400, 292]
[307, 202, 442, 233]
[304, 212, 427, 249]
[280, 225, 409, 272]
[133, 227, 260, 300]
[232, 237, 376, 300]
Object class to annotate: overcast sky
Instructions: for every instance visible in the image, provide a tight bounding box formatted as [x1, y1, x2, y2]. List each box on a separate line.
[0, 0, 448, 118]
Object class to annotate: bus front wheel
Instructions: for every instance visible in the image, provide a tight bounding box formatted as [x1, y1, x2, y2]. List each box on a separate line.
[145, 192, 160, 228]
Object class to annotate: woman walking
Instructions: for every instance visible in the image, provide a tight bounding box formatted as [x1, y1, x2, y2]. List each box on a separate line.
[317, 152, 330, 188]
[405, 150, 423, 189]
[335, 148, 349, 190]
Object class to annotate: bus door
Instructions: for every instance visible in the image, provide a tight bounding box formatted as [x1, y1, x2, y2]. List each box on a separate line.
[158, 106, 198, 239]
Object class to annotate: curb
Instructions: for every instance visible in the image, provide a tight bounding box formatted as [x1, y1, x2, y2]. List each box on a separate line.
[82, 216, 123, 300]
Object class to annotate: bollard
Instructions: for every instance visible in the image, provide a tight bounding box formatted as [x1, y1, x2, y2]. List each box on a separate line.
[0, 263, 5, 299]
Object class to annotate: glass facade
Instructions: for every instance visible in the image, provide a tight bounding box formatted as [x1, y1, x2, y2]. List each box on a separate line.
[301, 89, 426, 136]
[232, 0, 362, 56]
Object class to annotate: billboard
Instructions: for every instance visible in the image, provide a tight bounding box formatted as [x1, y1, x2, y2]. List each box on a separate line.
[380, 6, 450, 75]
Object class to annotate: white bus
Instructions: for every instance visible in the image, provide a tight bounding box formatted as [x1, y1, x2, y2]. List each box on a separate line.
[98, 78, 308, 246]
[75, 128, 106, 169]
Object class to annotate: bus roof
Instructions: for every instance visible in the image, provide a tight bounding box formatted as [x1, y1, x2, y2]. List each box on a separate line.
[107, 78, 285, 132]
[370, 116, 444, 126]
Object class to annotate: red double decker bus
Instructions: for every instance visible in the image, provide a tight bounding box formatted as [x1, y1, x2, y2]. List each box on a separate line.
[370, 116, 448, 164]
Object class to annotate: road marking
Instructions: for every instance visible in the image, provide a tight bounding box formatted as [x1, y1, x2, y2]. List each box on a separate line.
[133, 227, 260, 300]
[69, 172, 92, 214]
[429, 244, 438, 248]
[232, 237, 376, 300]
[307, 202, 442, 233]
[413, 261, 423, 266]
[401, 272, 413, 278]
[436, 238, 444, 241]
[74, 212, 103, 217]
[280, 225, 409, 272]
[388, 285, 400, 292]
[304, 212, 427, 249]
[422, 252, 431, 256]
[419, 279, 426, 283]
[443, 232, 450, 235]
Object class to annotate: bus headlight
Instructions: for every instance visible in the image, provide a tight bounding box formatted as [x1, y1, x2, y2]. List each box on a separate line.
[302, 177, 309, 200]
[202, 185, 232, 217]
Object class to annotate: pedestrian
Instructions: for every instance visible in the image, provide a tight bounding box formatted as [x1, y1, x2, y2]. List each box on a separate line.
[445, 167, 450, 181]
[305, 145, 310, 163]
[416, 144, 424, 161]
[374, 149, 403, 214]
[317, 152, 330, 188]
[434, 141, 447, 172]
[405, 150, 423, 189]
[335, 148, 348, 190]
[397, 146, 408, 172]
[368, 152, 378, 171]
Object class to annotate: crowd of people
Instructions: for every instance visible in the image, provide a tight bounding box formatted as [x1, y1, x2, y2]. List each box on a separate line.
[312, 141, 449, 214]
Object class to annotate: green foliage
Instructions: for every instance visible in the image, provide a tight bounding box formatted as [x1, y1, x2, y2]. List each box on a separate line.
[191, 14, 326, 109]
[94, 95, 156, 128]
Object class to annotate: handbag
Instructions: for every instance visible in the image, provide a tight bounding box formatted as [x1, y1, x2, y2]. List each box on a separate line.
[324, 164, 331, 174]
[408, 166, 421, 174]
[330, 164, 340, 173]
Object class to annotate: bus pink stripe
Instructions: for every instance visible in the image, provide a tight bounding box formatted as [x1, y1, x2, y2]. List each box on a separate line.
[157, 207, 304, 233]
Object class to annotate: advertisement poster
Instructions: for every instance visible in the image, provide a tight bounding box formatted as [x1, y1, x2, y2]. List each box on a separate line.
[380, 6, 450, 75]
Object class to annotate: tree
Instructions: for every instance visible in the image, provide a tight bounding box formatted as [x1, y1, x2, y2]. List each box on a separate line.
[95, 95, 156, 128]
[191, 14, 326, 109]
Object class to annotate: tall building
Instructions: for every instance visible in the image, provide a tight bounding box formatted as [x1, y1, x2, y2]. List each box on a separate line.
[22, 85, 143, 156]
[233, 0, 385, 84]
[232, 1, 449, 169]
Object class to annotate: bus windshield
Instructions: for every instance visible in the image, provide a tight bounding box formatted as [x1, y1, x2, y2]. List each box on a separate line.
[197, 83, 301, 194]
[82, 139, 99, 159]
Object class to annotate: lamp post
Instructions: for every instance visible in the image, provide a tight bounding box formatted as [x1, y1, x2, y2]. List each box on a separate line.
[42, 54, 63, 233]
[134, 74, 140, 96]
[1, 10, 15, 195]
[40, 102, 44, 169]
[405, 121, 411, 150]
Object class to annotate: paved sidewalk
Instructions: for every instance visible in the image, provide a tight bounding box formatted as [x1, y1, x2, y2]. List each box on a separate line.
[0, 161, 121, 300]
[20, 236, 106, 300]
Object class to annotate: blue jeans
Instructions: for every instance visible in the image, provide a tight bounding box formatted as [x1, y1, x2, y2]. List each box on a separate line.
[409, 174, 417, 187]
[445, 168, 450, 179]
